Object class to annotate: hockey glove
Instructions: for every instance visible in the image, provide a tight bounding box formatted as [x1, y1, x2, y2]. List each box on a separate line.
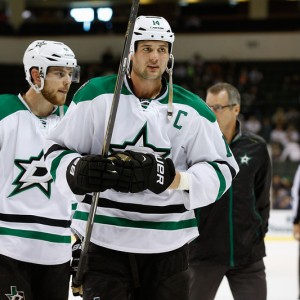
[70, 239, 83, 297]
[110, 150, 176, 194]
[66, 155, 119, 195]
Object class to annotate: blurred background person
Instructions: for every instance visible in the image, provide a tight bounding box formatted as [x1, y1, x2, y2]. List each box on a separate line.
[189, 82, 272, 300]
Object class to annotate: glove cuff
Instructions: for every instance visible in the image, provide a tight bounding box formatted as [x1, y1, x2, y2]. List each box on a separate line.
[67, 157, 86, 195]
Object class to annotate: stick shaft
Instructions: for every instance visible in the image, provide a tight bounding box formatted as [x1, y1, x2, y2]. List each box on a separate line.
[73, 0, 140, 287]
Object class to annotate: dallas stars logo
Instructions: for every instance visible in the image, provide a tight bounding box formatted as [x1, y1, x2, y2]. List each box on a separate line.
[35, 41, 47, 48]
[5, 286, 25, 300]
[239, 154, 252, 165]
[9, 150, 53, 198]
[109, 123, 171, 158]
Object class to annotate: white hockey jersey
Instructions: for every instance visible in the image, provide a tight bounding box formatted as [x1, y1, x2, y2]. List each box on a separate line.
[0, 94, 72, 265]
[44, 75, 239, 254]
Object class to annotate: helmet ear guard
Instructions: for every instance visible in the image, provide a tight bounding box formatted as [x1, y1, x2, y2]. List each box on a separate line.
[166, 54, 174, 74]
[23, 40, 79, 93]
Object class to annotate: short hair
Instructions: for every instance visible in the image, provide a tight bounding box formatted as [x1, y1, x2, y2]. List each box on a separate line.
[207, 83, 241, 105]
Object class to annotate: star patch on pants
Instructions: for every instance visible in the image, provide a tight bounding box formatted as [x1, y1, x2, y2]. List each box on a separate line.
[5, 286, 25, 300]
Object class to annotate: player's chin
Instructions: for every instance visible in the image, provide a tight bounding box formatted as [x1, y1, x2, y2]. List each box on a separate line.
[54, 94, 67, 106]
[146, 72, 162, 80]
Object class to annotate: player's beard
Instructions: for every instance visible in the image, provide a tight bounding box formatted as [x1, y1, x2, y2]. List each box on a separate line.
[41, 88, 67, 106]
[133, 66, 162, 81]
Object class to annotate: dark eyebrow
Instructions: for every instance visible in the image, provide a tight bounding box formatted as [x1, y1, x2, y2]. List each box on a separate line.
[48, 67, 73, 72]
[139, 43, 168, 48]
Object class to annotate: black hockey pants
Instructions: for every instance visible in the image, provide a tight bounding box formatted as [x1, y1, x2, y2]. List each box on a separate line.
[82, 242, 189, 300]
[0, 254, 70, 300]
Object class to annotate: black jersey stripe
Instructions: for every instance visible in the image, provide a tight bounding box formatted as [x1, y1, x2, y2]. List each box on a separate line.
[0, 213, 71, 228]
[215, 160, 238, 179]
[82, 195, 187, 214]
[44, 144, 69, 159]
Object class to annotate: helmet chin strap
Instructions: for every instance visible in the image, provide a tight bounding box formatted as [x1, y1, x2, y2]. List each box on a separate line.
[126, 53, 133, 77]
[29, 68, 45, 93]
[32, 80, 44, 93]
[166, 54, 174, 121]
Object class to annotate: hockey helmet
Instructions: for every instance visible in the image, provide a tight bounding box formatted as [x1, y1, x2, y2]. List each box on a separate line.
[127, 16, 175, 76]
[130, 15, 175, 55]
[23, 40, 79, 92]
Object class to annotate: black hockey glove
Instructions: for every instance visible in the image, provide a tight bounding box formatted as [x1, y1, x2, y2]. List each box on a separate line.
[70, 239, 83, 297]
[110, 150, 176, 194]
[66, 155, 119, 195]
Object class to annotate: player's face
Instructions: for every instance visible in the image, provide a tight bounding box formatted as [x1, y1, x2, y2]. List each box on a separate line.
[206, 90, 239, 132]
[42, 66, 73, 106]
[131, 40, 169, 81]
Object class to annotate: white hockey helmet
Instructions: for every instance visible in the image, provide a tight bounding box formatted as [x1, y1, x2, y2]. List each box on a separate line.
[23, 40, 79, 92]
[130, 15, 175, 54]
[127, 16, 175, 73]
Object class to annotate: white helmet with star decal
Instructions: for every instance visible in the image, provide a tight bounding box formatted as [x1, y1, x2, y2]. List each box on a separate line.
[23, 40, 80, 92]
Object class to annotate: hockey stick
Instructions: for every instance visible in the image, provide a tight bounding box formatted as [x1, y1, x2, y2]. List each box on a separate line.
[72, 0, 140, 288]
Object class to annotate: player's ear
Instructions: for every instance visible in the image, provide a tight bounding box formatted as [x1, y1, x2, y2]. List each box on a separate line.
[234, 104, 240, 116]
[31, 68, 41, 84]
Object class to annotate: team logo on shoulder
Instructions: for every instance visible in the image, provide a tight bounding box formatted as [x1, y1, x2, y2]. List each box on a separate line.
[5, 286, 25, 300]
[9, 150, 53, 198]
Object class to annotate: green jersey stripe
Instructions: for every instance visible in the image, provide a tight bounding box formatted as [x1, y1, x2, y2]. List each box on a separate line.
[0, 227, 71, 243]
[51, 149, 77, 181]
[208, 161, 227, 200]
[73, 211, 197, 230]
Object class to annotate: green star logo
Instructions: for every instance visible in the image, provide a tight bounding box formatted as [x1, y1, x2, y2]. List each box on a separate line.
[9, 150, 53, 198]
[109, 123, 171, 158]
[5, 286, 25, 299]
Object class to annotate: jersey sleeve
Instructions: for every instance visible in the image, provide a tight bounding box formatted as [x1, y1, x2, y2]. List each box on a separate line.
[44, 100, 98, 203]
[181, 109, 239, 210]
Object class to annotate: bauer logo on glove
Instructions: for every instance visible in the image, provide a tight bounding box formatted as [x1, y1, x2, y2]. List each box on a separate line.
[154, 155, 165, 185]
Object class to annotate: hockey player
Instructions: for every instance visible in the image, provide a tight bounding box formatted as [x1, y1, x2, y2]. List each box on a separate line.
[44, 16, 239, 300]
[0, 40, 80, 300]
[189, 83, 272, 300]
